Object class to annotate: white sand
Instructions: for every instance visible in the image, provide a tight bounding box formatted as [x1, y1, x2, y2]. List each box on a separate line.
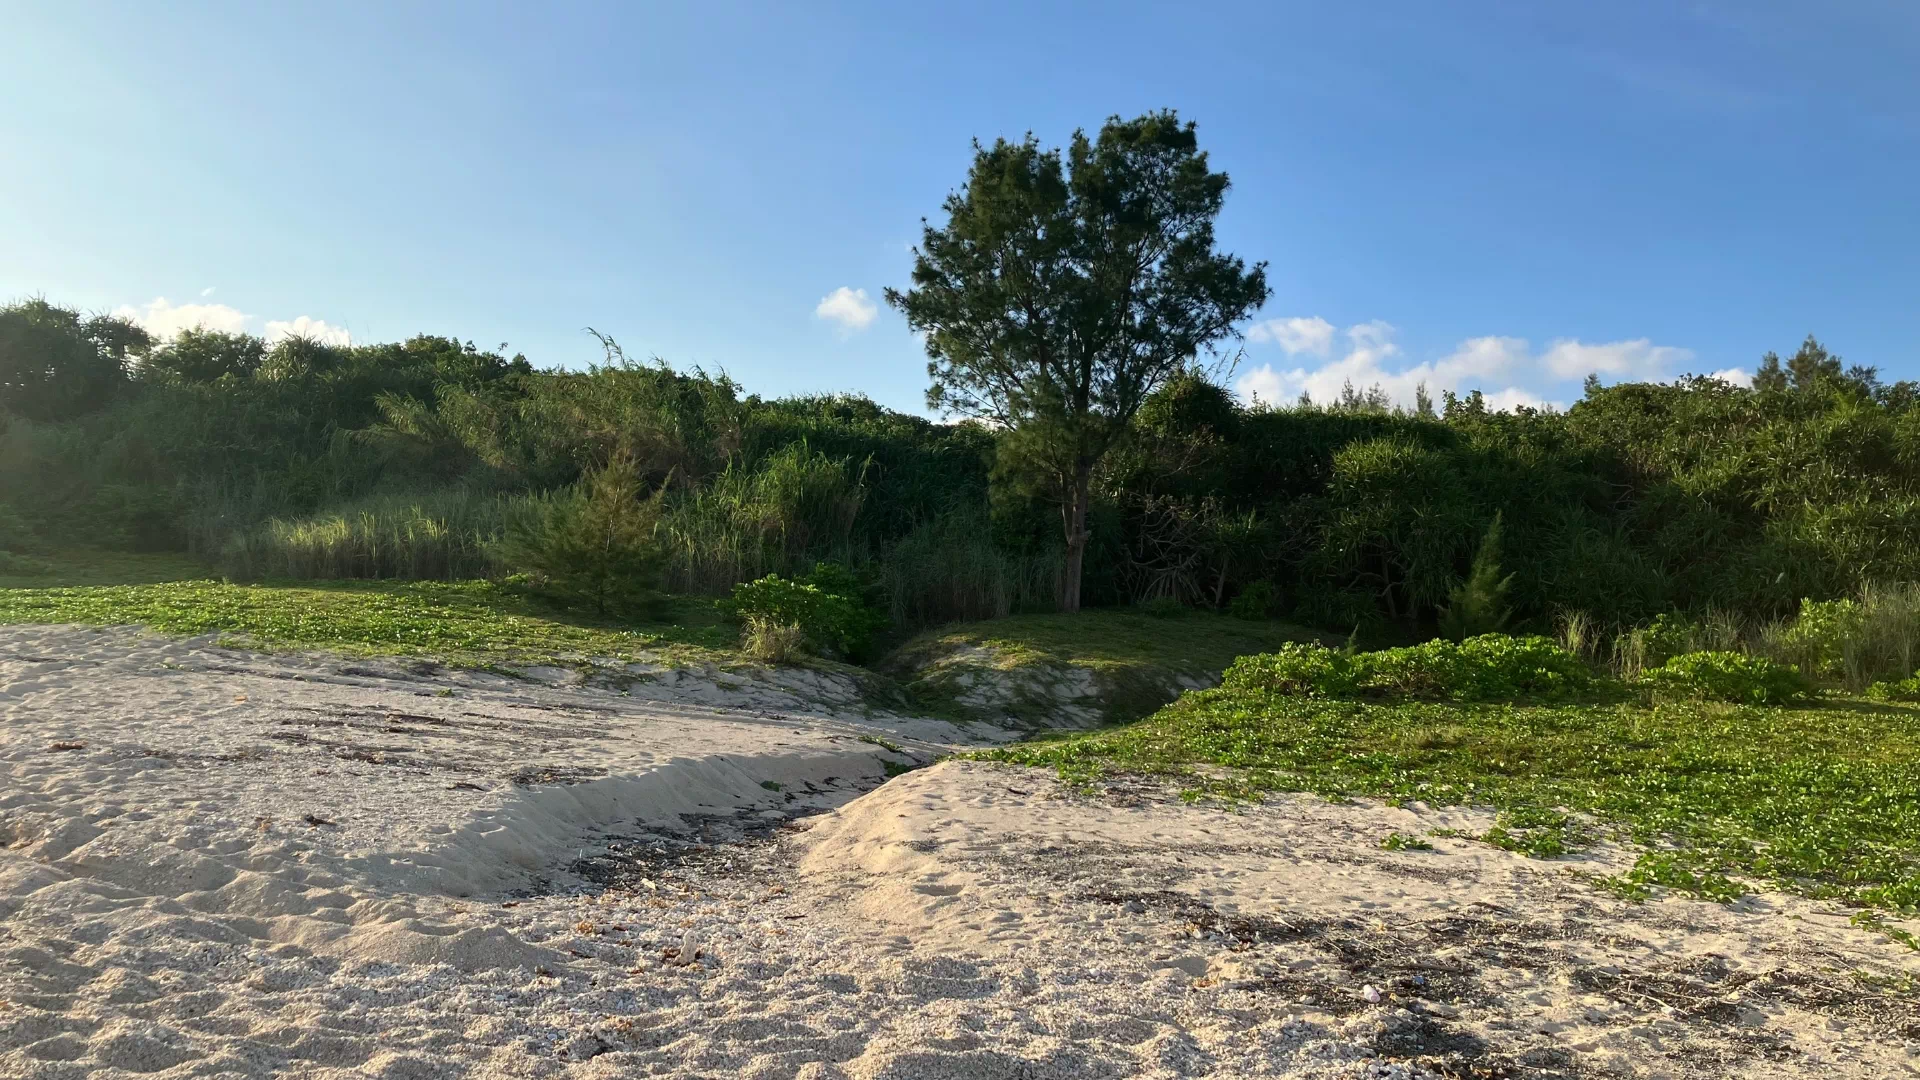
[3, 625, 1917, 1078]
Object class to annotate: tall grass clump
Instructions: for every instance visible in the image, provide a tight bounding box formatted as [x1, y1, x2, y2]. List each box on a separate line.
[1554, 609, 1599, 663]
[182, 476, 301, 560]
[1855, 581, 1920, 687]
[222, 489, 511, 581]
[740, 617, 808, 663]
[1609, 609, 1745, 679]
[881, 511, 1061, 626]
[1587, 583, 1920, 693]
[658, 443, 867, 594]
[1755, 584, 1920, 690]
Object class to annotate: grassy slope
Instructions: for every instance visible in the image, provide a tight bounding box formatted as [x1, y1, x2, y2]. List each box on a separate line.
[883, 611, 1334, 725]
[986, 683, 1920, 917]
[0, 553, 735, 664]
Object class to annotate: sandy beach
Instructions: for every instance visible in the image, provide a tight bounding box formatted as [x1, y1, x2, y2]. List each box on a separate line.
[3, 625, 1916, 1079]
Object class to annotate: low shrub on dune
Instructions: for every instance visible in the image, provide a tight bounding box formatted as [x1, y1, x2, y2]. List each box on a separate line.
[1640, 651, 1810, 706]
[1222, 633, 1598, 702]
[723, 562, 886, 662]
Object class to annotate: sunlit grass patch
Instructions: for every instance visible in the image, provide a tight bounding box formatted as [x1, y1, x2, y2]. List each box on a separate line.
[0, 569, 735, 663]
[982, 684, 1920, 912]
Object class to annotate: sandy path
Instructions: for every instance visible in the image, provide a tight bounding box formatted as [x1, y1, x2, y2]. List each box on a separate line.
[2, 626, 1916, 1079]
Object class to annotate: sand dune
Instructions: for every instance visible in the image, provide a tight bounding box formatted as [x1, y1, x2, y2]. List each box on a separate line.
[2, 626, 1916, 1078]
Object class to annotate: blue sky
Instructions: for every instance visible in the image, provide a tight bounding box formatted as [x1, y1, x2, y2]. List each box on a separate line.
[3, 1, 1915, 413]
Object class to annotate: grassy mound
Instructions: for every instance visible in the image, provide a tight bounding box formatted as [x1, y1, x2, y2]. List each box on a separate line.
[986, 640, 1920, 913]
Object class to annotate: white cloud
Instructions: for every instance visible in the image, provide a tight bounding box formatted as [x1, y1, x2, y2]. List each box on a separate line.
[1235, 320, 1688, 413]
[1540, 338, 1693, 379]
[1481, 386, 1564, 412]
[1708, 367, 1753, 387]
[1236, 323, 1532, 410]
[113, 296, 352, 347]
[113, 296, 250, 339]
[1246, 315, 1335, 356]
[199, 286, 217, 297]
[265, 316, 351, 346]
[1346, 319, 1396, 354]
[814, 286, 878, 334]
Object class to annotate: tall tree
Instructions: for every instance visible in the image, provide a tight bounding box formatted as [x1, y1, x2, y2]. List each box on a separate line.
[1754, 335, 1857, 395]
[887, 110, 1269, 611]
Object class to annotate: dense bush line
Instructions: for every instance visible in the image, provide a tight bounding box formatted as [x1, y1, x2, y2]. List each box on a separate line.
[5, 295, 1920, 649]
[1219, 633, 1819, 706]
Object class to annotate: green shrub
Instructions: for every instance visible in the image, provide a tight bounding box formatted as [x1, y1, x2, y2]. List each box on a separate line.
[0, 298, 136, 421]
[1223, 641, 1359, 696]
[1640, 612, 1699, 667]
[496, 454, 666, 618]
[1866, 675, 1920, 703]
[144, 328, 265, 382]
[724, 562, 886, 660]
[1760, 585, 1920, 691]
[1223, 634, 1596, 702]
[1614, 610, 1745, 678]
[798, 559, 878, 610]
[1641, 651, 1810, 706]
[1228, 580, 1280, 620]
[1769, 597, 1864, 679]
[1369, 634, 1596, 700]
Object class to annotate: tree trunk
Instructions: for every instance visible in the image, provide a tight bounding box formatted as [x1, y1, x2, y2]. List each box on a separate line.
[1378, 550, 1398, 623]
[1060, 465, 1093, 613]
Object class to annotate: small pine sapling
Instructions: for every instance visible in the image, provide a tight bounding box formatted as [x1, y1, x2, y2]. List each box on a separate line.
[498, 453, 667, 619]
[1439, 511, 1513, 642]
